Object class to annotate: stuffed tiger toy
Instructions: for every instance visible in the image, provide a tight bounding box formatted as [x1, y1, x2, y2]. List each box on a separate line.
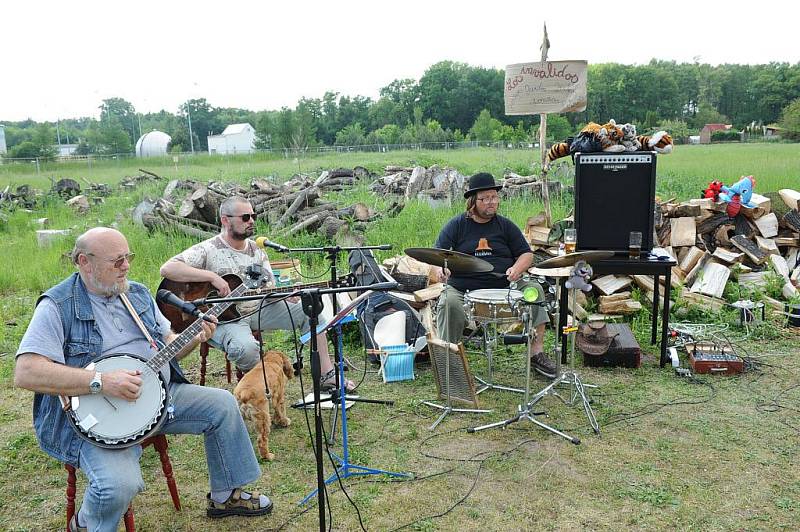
[637, 131, 673, 154]
[546, 124, 673, 163]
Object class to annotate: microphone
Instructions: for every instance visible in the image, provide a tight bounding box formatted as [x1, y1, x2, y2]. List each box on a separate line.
[254, 237, 289, 253]
[156, 289, 216, 324]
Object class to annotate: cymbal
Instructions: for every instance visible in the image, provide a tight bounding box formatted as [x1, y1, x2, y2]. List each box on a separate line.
[405, 247, 494, 274]
[536, 250, 615, 269]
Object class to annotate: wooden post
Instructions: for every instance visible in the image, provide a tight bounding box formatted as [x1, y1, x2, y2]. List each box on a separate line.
[539, 24, 552, 227]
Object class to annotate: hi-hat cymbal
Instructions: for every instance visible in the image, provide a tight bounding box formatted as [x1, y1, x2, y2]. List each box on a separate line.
[405, 247, 494, 274]
[536, 250, 615, 269]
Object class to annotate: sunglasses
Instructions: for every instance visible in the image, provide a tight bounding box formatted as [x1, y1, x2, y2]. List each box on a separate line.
[224, 213, 257, 222]
[87, 252, 135, 269]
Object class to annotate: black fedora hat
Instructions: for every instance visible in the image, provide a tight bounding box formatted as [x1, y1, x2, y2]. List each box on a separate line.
[464, 172, 503, 198]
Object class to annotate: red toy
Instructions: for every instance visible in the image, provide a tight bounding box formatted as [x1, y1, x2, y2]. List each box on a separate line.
[726, 194, 742, 217]
[701, 180, 723, 201]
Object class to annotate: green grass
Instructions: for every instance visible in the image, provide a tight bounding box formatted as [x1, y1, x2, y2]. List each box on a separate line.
[1, 145, 800, 530]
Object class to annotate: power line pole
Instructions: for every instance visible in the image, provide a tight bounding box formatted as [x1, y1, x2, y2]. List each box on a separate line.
[187, 104, 195, 154]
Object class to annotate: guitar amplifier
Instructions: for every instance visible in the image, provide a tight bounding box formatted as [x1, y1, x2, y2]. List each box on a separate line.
[574, 152, 657, 254]
[686, 342, 743, 375]
[582, 323, 641, 368]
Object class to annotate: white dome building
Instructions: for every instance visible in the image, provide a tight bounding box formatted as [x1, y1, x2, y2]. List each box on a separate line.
[135, 130, 171, 157]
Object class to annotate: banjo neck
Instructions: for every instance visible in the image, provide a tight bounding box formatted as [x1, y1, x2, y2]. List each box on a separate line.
[146, 281, 249, 373]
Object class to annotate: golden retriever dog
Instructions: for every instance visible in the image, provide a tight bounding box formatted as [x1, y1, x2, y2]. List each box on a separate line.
[234, 350, 293, 461]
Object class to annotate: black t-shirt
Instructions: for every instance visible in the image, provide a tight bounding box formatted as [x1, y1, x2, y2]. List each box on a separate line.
[434, 213, 531, 292]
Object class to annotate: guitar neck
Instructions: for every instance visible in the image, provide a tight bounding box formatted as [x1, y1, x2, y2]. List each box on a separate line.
[146, 283, 248, 373]
[243, 279, 332, 297]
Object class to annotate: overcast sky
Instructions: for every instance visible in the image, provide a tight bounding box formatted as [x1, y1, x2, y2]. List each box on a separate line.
[3, 0, 798, 122]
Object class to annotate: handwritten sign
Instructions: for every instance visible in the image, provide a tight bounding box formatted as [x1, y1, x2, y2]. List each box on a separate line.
[504, 60, 587, 115]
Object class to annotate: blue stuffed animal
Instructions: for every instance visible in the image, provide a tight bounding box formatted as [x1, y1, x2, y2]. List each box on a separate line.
[719, 175, 757, 209]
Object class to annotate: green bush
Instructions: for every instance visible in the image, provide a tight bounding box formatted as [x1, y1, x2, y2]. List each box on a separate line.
[711, 130, 741, 142]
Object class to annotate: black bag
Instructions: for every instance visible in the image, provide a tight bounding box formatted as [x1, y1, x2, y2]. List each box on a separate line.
[348, 250, 426, 361]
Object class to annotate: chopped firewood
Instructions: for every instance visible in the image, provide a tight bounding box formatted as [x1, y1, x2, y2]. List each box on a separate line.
[413, 283, 444, 303]
[657, 222, 671, 247]
[762, 295, 786, 312]
[585, 313, 622, 322]
[712, 248, 744, 264]
[731, 235, 768, 265]
[738, 271, 769, 287]
[526, 226, 551, 246]
[741, 193, 771, 220]
[782, 281, 798, 299]
[774, 235, 799, 247]
[733, 215, 757, 238]
[755, 236, 779, 256]
[599, 292, 632, 303]
[754, 213, 779, 238]
[690, 262, 730, 298]
[713, 224, 736, 247]
[680, 290, 726, 312]
[784, 210, 800, 233]
[697, 213, 730, 236]
[779, 189, 800, 211]
[664, 203, 702, 218]
[670, 217, 697, 247]
[684, 252, 712, 286]
[632, 275, 662, 294]
[592, 275, 632, 296]
[770, 255, 791, 280]
[679, 246, 704, 274]
[599, 298, 642, 315]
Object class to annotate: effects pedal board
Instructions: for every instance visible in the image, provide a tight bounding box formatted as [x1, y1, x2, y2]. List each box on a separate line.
[686, 342, 743, 375]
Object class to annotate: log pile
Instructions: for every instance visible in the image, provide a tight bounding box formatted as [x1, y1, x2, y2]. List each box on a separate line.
[369, 165, 467, 204]
[502, 172, 570, 200]
[138, 167, 381, 243]
[518, 188, 800, 322]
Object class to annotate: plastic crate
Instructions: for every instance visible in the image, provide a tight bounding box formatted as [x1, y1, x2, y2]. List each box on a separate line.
[379, 344, 415, 383]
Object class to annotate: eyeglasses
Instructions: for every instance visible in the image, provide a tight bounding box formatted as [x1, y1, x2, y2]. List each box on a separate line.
[476, 195, 500, 204]
[224, 213, 257, 222]
[87, 252, 135, 269]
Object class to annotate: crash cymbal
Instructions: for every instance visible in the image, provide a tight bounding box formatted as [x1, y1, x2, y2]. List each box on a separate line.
[536, 250, 615, 269]
[405, 247, 494, 274]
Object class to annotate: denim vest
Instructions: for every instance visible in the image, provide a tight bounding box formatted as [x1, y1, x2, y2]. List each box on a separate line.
[32, 273, 188, 465]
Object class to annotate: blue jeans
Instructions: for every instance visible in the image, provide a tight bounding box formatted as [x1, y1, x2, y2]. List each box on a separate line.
[77, 382, 261, 532]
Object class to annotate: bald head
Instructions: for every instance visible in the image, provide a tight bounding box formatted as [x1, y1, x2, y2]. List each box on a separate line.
[71, 227, 128, 265]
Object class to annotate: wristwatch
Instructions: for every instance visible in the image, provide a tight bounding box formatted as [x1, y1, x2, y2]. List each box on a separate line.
[89, 372, 103, 394]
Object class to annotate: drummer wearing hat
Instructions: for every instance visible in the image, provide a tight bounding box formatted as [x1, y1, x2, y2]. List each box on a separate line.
[431, 172, 556, 378]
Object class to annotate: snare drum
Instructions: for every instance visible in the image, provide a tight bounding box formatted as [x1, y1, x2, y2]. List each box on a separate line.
[464, 288, 522, 324]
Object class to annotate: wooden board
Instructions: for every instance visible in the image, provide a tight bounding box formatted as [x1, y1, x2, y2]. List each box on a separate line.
[690, 262, 730, 298]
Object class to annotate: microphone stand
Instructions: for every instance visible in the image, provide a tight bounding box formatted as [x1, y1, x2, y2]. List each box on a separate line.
[280, 244, 411, 507]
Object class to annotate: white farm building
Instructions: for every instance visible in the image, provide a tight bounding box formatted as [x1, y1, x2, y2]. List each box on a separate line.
[136, 130, 171, 157]
[207, 123, 256, 155]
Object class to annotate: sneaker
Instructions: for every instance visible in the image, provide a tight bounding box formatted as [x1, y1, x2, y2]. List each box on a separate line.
[531, 352, 557, 379]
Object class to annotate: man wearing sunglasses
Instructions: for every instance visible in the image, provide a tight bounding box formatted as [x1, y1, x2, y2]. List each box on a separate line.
[160, 196, 355, 392]
[15, 228, 273, 531]
[430, 173, 556, 378]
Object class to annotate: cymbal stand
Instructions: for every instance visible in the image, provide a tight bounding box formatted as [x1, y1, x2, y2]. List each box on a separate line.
[541, 279, 599, 434]
[468, 302, 580, 443]
[423, 256, 491, 430]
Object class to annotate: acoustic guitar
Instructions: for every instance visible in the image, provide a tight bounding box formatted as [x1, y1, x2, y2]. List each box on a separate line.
[157, 271, 354, 333]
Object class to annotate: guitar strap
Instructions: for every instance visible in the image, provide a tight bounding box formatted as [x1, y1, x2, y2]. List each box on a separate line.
[120, 293, 159, 351]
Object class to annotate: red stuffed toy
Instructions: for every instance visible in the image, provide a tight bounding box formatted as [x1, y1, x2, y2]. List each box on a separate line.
[701, 180, 723, 201]
[726, 194, 742, 217]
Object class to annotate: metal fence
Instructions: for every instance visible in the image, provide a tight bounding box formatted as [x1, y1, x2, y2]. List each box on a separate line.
[0, 140, 548, 173]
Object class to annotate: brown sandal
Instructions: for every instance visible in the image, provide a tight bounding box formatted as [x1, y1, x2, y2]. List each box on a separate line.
[206, 488, 273, 518]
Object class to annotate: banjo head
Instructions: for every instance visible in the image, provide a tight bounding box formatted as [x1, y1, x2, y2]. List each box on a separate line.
[70, 354, 167, 448]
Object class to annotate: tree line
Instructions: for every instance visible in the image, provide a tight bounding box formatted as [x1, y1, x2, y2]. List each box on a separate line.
[3, 60, 799, 158]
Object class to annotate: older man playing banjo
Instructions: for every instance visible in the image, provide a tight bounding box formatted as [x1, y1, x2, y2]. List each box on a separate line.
[15, 227, 272, 532]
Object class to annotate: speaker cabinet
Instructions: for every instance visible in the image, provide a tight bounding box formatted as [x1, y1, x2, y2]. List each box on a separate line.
[574, 152, 656, 254]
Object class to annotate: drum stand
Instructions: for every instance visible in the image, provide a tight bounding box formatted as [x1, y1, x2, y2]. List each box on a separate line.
[423, 257, 491, 430]
[474, 320, 524, 395]
[469, 280, 599, 441]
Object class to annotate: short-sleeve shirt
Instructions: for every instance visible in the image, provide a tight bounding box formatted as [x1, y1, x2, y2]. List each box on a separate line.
[16, 293, 174, 383]
[434, 213, 531, 292]
[170, 235, 275, 285]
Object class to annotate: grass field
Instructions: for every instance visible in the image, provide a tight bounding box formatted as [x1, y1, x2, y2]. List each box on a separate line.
[1, 145, 799, 531]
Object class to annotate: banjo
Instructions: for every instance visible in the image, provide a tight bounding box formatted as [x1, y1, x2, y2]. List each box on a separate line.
[64, 266, 267, 448]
